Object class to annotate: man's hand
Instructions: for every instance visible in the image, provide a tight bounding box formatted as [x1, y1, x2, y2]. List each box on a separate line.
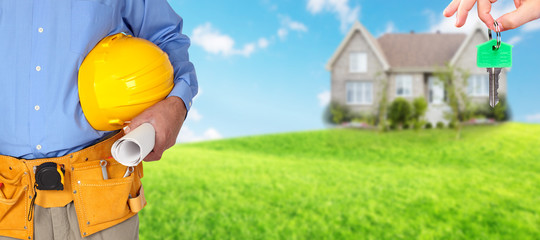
[444, 0, 540, 31]
[124, 96, 187, 162]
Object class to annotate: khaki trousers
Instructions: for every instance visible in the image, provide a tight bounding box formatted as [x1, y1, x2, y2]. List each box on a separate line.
[0, 202, 139, 240]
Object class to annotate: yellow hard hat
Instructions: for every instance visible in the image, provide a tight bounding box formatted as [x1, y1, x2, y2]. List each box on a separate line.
[78, 33, 174, 131]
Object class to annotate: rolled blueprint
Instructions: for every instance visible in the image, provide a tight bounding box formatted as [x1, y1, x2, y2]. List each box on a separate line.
[111, 123, 155, 166]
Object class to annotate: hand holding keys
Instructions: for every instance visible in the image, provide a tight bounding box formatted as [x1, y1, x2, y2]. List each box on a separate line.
[476, 21, 513, 107]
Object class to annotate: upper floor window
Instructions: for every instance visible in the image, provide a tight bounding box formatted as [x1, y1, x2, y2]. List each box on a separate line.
[396, 74, 413, 97]
[346, 81, 373, 105]
[468, 75, 489, 96]
[349, 52, 367, 73]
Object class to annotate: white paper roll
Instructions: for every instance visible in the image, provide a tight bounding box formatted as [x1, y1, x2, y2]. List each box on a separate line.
[111, 123, 155, 166]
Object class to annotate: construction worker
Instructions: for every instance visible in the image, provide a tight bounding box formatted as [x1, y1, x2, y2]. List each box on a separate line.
[0, 0, 197, 239]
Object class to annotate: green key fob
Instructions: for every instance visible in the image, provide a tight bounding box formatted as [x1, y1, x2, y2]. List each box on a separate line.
[476, 39, 513, 68]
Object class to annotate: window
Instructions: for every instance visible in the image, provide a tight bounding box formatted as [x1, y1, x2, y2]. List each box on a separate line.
[468, 75, 489, 96]
[349, 52, 367, 73]
[346, 81, 373, 104]
[396, 75, 413, 97]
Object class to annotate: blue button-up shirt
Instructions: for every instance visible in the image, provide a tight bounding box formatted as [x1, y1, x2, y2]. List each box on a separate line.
[0, 0, 198, 159]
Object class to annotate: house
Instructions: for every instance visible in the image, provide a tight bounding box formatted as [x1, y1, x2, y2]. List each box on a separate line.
[326, 21, 508, 124]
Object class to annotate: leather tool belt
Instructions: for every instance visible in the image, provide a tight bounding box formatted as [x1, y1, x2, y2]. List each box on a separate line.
[0, 132, 146, 239]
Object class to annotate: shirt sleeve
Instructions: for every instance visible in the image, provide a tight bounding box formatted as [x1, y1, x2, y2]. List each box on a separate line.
[121, 0, 198, 112]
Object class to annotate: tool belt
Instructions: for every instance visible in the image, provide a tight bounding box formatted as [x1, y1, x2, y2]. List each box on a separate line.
[0, 132, 146, 239]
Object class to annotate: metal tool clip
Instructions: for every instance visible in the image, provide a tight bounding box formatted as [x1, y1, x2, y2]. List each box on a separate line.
[100, 160, 109, 180]
[123, 166, 135, 178]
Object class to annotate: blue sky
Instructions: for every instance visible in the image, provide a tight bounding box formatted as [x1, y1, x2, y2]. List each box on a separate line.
[168, 0, 540, 142]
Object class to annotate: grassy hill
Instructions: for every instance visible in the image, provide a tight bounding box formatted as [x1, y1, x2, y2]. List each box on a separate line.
[139, 123, 540, 240]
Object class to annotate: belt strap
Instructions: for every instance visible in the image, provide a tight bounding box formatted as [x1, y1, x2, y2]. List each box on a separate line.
[128, 185, 147, 213]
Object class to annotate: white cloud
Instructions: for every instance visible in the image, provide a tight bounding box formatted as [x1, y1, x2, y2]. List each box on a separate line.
[288, 21, 308, 32]
[525, 113, 540, 122]
[317, 90, 331, 107]
[177, 126, 223, 143]
[384, 21, 396, 34]
[192, 23, 259, 57]
[277, 28, 288, 39]
[521, 20, 540, 32]
[192, 23, 234, 55]
[188, 108, 203, 122]
[507, 36, 523, 45]
[258, 38, 270, 48]
[203, 128, 223, 140]
[240, 43, 256, 57]
[307, 0, 360, 32]
[277, 16, 308, 40]
[261, 0, 278, 11]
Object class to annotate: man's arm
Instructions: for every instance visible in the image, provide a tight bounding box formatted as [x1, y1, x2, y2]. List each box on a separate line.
[121, 0, 198, 161]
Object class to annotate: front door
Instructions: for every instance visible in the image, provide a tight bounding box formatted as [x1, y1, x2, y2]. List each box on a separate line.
[428, 76, 444, 105]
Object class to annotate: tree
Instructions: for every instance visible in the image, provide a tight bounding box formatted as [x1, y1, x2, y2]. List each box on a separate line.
[412, 97, 428, 121]
[434, 63, 471, 139]
[376, 73, 390, 131]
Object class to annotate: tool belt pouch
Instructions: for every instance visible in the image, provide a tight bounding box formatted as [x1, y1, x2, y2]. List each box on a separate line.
[71, 159, 144, 238]
[0, 158, 32, 240]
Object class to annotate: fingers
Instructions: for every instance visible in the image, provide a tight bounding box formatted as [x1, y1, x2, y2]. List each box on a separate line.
[143, 151, 162, 162]
[478, 0, 496, 30]
[514, 0, 522, 8]
[456, 0, 478, 27]
[444, 0, 461, 17]
[124, 111, 152, 134]
[497, 3, 540, 31]
[124, 118, 142, 134]
[142, 137, 172, 162]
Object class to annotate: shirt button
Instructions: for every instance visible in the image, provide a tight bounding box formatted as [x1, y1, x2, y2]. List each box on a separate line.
[36, 145, 42, 150]
[35, 66, 41, 72]
[38, 27, 44, 33]
[34, 105, 40, 111]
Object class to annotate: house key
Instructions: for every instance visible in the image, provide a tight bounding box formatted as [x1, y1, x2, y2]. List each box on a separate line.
[476, 21, 513, 107]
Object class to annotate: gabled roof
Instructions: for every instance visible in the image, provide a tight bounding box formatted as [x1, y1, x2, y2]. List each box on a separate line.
[326, 21, 390, 71]
[450, 22, 490, 65]
[377, 33, 466, 68]
[327, 21, 488, 71]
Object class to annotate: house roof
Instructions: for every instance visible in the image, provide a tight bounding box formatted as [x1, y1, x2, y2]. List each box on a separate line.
[377, 33, 466, 68]
[326, 21, 390, 71]
[450, 26, 489, 65]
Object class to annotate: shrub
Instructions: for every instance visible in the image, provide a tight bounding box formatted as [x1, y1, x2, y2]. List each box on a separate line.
[388, 98, 412, 128]
[413, 120, 425, 130]
[412, 97, 428, 121]
[403, 123, 410, 129]
[468, 95, 511, 122]
[328, 101, 350, 124]
[493, 95, 511, 121]
[425, 122, 433, 129]
[448, 121, 457, 129]
[436, 122, 445, 129]
[349, 112, 376, 126]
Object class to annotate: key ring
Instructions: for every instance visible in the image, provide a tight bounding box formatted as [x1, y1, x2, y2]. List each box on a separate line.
[488, 21, 502, 50]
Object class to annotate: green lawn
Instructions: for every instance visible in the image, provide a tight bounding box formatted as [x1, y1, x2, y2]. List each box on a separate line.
[139, 123, 540, 240]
